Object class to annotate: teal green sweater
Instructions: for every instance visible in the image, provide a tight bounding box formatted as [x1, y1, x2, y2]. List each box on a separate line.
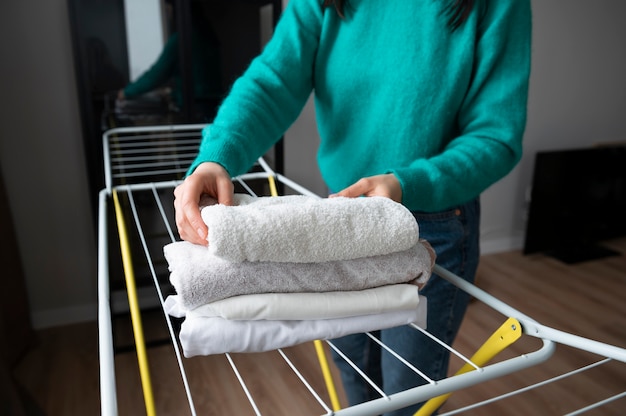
[189, 0, 531, 212]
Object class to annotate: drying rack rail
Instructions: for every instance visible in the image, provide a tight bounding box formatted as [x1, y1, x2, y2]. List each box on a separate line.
[97, 125, 626, 415]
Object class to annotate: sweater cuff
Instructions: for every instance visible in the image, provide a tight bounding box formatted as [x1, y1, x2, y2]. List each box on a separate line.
[186, 125, 252, 177]
[388, 165, 437, 212]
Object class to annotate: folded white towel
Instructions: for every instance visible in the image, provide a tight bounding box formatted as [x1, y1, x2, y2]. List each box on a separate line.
[200, 194, 420, 263]
[164, 240, 434, 310]
[167, 297, 428, 356]
[164, 284, 420, 321]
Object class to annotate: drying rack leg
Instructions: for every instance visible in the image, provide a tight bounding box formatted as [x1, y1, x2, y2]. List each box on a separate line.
[314, 340, 342, 411]
[113, 189, 157, 416]
[415, 317, 523, 416]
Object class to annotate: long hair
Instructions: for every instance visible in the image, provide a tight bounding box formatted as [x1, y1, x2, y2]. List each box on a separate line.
[322, 0, 347, 18]
[323, 0, 476, 30]
[445, 0, 476, 30]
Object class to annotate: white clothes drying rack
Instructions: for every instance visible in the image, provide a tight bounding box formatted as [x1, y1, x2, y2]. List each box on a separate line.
[97, 124, 626, 415]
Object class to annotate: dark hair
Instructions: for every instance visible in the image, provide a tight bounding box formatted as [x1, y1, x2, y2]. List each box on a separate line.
[322, 0, 347, 18]
[445, 0, 476, 30]
[323, 0, 475, 30]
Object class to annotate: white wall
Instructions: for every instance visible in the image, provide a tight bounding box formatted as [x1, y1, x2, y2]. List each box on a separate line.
[1, 0, 625, 329]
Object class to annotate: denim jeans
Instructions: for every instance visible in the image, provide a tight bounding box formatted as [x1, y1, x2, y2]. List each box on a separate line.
[331, 198, 480, 416]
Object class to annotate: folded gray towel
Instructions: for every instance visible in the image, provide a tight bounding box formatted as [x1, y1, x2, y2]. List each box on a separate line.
[200, 194, 420, 263]
[164, 240, 435, 310]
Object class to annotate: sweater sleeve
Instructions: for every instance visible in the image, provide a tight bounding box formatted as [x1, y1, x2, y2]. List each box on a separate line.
[392, 0, 532, 211]
[187, 0, 322, 177]
[123, 34, 179, 99]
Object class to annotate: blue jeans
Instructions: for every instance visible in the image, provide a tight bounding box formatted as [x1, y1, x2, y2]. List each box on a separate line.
[331, 199, 480, 416]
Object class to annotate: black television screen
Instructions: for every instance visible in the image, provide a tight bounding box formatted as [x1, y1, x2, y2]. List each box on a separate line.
[523, 145, 626, 263]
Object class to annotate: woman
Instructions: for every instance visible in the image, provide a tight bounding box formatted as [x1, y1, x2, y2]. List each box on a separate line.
[174, 1, 531, 414]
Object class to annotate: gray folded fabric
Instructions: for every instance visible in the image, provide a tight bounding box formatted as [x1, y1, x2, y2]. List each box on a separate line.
[164, 240, 435, 310]
[200, 194, 420, 263]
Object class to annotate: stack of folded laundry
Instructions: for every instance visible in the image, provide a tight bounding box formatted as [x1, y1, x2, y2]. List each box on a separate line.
[164, 194, 435, 357]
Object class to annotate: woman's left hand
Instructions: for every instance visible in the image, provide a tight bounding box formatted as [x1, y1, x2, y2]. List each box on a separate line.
[331, 173, 402, 203]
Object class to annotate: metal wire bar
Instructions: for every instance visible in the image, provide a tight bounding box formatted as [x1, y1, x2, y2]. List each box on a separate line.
[151, 185, 177, 243]
[112, 167, 192, 180]
[326, 339, 390, 402]
[113, 140, 198, 151]
[277, 349, 334, 414]
[105, 123, 208, 136]
[226, 353, 262, 416]
[409, 324, 481, 373]
[235, 176, 259, 197]
[365, 332, 435, 385]
[565, 391, 626, 416]
[110, 136, 201, 147]
[111, 152, 198, 163]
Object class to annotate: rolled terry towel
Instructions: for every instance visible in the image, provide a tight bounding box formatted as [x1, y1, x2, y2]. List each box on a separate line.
[168, 297, 428, 356]
[200, 194, 420, 263]
[164, 284, 420, 321]
[164, 240, 434, 310]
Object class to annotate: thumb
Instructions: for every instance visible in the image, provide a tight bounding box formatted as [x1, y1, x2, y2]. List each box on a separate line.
[331, 179, 369, 198]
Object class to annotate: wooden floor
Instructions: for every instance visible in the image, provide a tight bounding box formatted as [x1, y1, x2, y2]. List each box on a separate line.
[12, 238, 626, 415]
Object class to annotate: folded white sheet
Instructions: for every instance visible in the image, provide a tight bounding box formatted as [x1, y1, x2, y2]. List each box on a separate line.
[164, 284, 420, 321]
[164, 240, 434, 310]
[200, 194, 420, 263]
[168, 297, 427, 356]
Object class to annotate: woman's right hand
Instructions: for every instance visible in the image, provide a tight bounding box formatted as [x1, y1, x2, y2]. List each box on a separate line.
[173, 162, 234, 245]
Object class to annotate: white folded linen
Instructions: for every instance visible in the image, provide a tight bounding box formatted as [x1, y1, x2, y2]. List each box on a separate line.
[164, 240, 434, 310]
[200, 194, 420, 263]
[167, 297, 428, 356]
[164, 283, 420, 321]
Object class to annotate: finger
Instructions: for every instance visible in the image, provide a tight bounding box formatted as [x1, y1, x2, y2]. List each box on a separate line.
[215, 175, 234, 206]
[174, 195, 192, 242]
[174, 203, 198, 243]
[333, 178, 372, 198]
[183, 196, 208, 243]
[174, 181, 209, 245]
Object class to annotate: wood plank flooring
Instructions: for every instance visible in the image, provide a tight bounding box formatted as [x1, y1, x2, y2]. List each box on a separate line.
[12, 238, 626, 415]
